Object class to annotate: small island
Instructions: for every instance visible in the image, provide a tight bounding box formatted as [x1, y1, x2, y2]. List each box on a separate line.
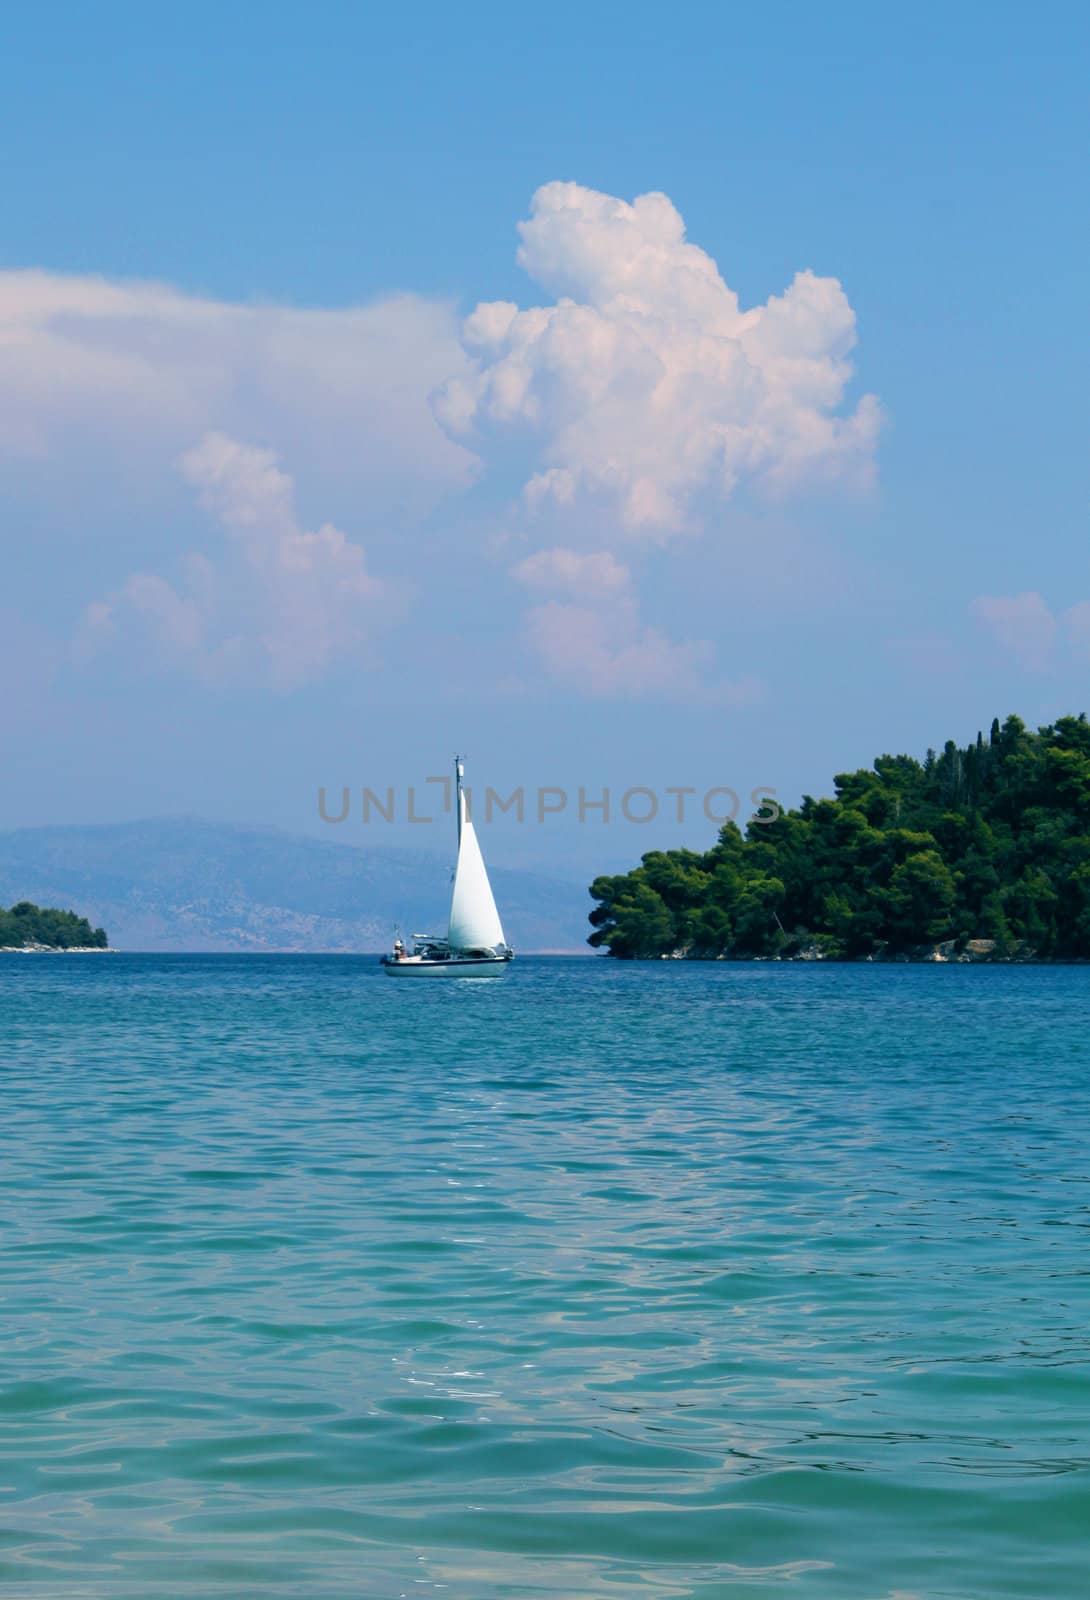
[0, 901, 110, 951]
[588, 713, 1090, 961]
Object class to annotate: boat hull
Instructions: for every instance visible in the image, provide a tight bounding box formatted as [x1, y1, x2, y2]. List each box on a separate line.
[382, 955, 512, 977]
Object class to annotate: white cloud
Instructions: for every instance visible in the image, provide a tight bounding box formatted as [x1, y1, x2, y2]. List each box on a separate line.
[86, 432, 389, 688]
[0, 270, 477, 516]
[182, 431, 297, 534]
[4, 193, 877, 704]
[435, 180, 880, 537]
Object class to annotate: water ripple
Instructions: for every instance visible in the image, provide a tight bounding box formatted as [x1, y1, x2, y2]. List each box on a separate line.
[1, 955, 1089, 1597]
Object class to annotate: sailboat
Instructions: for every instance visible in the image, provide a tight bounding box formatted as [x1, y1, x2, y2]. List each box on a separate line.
[381, 757, 514, 976]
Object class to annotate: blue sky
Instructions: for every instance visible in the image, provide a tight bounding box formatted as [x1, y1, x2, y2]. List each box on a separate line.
[2, 2, 1088, 873]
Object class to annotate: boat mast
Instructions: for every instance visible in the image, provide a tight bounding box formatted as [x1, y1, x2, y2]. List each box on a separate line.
[455, 754, 464, 848]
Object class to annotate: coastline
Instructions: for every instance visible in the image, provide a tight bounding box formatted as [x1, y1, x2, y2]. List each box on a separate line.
[654, 938, 1065, 964]
[0, 944, 118, 954]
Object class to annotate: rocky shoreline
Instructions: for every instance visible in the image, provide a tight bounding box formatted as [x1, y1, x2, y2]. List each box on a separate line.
[658, 939, 1057, 963]
[0, 943, 118, 953]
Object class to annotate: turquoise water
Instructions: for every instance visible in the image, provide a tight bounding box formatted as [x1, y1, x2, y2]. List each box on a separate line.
[2, 956, 1089, 1599]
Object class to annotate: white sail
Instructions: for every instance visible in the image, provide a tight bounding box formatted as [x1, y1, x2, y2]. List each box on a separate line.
[447, 784, 506, 953]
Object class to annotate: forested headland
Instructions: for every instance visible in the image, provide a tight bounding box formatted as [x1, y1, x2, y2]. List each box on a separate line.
[0, 902, 109, 949]
[588, 715, 1090, 961]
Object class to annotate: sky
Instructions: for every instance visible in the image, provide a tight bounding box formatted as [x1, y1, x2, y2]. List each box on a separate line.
[2, 1, 1088, 875]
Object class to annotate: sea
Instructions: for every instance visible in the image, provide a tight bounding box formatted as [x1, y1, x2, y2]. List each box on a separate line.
[1, 954, 1088, 1599]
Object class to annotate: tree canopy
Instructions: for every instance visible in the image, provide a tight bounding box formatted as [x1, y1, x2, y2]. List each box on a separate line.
[588, 714, 1090, 960]
[0, 902, 108, 949]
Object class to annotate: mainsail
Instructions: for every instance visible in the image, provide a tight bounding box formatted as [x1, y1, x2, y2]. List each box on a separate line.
[447, 770, 506, 953]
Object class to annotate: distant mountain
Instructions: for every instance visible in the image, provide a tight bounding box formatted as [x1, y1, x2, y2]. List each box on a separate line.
[0, 818, 590, 952]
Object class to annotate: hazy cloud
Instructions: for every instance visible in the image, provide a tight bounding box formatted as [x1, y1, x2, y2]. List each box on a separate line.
[521, 598, 763, 704]
[511, 543, 760, 703]
[512, 546, 631, 599]
[1065, 602, 1090, 663]
[972, 591, 1059, 671]
[0, 270, 477, 514]
[971, 591, 1090, 673]
[85, 433, 389, 688]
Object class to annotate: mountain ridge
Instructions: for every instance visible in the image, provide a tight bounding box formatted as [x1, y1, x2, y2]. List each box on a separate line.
[0, 817, 589, 952]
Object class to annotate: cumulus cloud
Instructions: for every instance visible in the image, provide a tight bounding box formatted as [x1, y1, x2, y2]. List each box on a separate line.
[0, 270, 476, 514]
[86, 432, 388, 688]
[510, 544, 761, 703]
[5, 191, 877, 703]
[435, 181, 881, 536]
